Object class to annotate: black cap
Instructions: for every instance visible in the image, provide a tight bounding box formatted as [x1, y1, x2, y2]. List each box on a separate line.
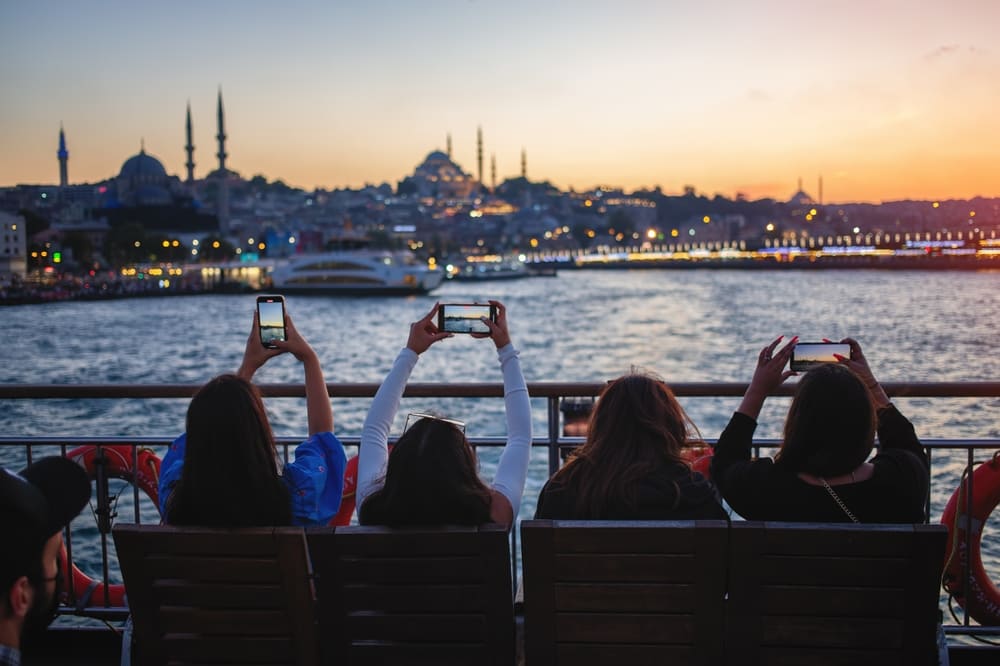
[19, 457, 92, 540]
[1, 457, 91, 589]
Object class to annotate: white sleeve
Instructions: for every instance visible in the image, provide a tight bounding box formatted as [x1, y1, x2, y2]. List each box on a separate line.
[357, 348, 419, 509]
[490, 343, 532, 518]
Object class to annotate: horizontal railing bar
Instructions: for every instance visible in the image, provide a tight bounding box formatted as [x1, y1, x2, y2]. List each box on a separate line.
[1, 381, 999, 399]
[2, 437, 997, 450]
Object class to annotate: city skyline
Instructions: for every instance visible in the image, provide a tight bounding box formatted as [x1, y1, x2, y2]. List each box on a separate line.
[1, 1, 998, 203]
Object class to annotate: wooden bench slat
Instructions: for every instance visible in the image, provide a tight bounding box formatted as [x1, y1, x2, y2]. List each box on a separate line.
[346, 612, 487, 641]
[161, 635, 295, 662]
[334, 556, 485, 583]
[554, 582, 696, 612]
[152, 581, 285, 609]
[554, 553, 697, 582]
[342, 583, 489, 612]
[757, 584, 905, 617]
[755, 555, 909, 586]
[347, 641, 491, 666]
[555, 613, 694, 643]
[758, 646, 905, 666]
[157, 607, 290, 635]
[556, 643, 698, 666]
[760, 615, 902, 648]
[145, 555, 283, 583]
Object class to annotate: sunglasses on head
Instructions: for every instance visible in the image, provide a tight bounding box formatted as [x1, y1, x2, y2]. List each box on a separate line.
[404, 412, 466, 433]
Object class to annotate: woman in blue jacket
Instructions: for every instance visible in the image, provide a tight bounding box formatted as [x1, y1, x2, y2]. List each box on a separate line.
[159, 310, 346, 526]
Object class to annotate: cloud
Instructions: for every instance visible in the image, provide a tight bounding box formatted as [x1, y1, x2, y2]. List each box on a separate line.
[745, 88, 770, 102]
[924, 44, 988, 60]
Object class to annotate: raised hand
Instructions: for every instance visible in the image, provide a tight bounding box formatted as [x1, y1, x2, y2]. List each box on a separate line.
[238, 311, 284, 380]
[406, 303, 452, 354]
[471, 300, 511, 349]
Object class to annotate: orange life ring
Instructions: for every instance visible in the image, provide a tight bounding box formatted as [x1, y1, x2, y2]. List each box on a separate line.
[59, 444, 161, 609]
[329, 455, 359, 526]
[940, 452, 1000, 626]
[682, 445, 713, 479]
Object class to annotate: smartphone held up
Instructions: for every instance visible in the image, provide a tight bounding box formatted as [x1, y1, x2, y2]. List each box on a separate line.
[437, 303, 497, 334]
[256, 295, 287, 348]
[790, 342, 851, 372]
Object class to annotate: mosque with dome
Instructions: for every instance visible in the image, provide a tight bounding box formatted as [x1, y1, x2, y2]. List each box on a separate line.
[49, 90, 235, 235]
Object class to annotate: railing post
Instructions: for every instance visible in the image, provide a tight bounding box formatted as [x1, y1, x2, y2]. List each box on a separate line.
[93, 447, 114, 608]
[547, 397, 560, 478]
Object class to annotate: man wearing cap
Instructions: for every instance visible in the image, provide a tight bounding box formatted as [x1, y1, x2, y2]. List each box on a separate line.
[1, 457, 90, 665]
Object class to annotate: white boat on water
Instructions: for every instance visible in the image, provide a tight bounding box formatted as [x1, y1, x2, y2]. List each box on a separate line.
[270, 250, 444, 295]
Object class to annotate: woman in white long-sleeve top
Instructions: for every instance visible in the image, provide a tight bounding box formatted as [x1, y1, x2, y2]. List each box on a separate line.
[357, 301, 531, 529]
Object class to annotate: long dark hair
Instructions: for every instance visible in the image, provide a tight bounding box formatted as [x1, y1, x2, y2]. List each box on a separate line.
[776, 363, 876, 477]
[359, 416, 492, 526]
[165, 374, 292, 526]
[548, 371, 701, 518]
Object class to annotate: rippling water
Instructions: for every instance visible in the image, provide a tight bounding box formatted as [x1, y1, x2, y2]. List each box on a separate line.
[2, 268, 998, 591]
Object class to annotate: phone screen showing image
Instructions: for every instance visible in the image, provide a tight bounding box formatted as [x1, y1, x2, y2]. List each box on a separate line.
[438, 304, 494, 334]
[257, 297, 286, 348]
[791, 342, 851, 372]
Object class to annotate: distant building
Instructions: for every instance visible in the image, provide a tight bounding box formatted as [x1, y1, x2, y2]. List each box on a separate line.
[113, 146, 175, 206]
[398, 151, 476, 200]
[0, 211, 27, 284]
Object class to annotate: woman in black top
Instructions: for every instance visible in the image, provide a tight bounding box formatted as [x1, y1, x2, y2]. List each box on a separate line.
[536, 371, 726, 520]
[711, 337, 928, 523]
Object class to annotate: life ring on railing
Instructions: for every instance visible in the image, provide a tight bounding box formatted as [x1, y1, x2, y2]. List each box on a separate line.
[940, 452, 1000, 626]
[682, 445, 714, 479]
[329, 455, 359, 526]
[59, 444, 162, 609]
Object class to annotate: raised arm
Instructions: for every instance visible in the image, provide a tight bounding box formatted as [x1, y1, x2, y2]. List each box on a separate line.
[835, 338, 927, 466]
[476, 301, 532, 527]
[357, 304, 451, 510]
[736, 335, 797, 420]
[276, 314, 332, 435]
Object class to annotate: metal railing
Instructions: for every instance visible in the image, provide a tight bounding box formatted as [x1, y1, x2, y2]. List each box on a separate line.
[2, 381, 998, 642]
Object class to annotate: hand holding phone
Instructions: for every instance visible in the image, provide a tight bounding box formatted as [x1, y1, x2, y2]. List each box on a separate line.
[790, 342, 851, 372]
[256, 295, 287, 348]
[437, 303, 498, 335]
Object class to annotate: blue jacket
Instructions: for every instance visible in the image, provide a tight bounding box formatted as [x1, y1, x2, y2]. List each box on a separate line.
[159, 431, 347, 526]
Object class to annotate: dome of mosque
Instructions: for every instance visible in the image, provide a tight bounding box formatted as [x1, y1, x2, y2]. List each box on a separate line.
[119, 149, 168, 181]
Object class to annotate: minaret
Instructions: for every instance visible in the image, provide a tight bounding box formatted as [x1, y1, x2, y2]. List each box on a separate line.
[216, 87, 230, 234]
[490, 153, 496, 192]
[185, 101, 195, 183]
[57, 124, 68, 187]
[446, 133, 452, 159]
[216, 88, 228, 173]
[521, 147, 527, 180]
[818, 175, 824, 205]
[476, 126, 483, 185]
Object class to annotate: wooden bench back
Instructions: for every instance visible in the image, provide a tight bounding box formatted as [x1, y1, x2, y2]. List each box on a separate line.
[727, 522, 947, 666]
[307, 524, 515, 666]
[113, 524, 318, 666]
[521, 520, 730, 666]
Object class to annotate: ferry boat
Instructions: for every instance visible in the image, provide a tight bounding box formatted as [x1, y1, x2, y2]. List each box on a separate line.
[448, 254, 557, 281]
[270, 249, 444, 295]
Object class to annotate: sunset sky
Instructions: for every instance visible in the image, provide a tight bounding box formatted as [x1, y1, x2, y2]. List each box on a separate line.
[1, 0, 997, 203]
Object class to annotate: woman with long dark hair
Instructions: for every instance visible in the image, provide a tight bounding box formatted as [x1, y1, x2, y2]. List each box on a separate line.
[711, 337, 928, 523]
[357, 301, 530, 528]
[535, 371, 726, 520]
[159, 310, 347, 526]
